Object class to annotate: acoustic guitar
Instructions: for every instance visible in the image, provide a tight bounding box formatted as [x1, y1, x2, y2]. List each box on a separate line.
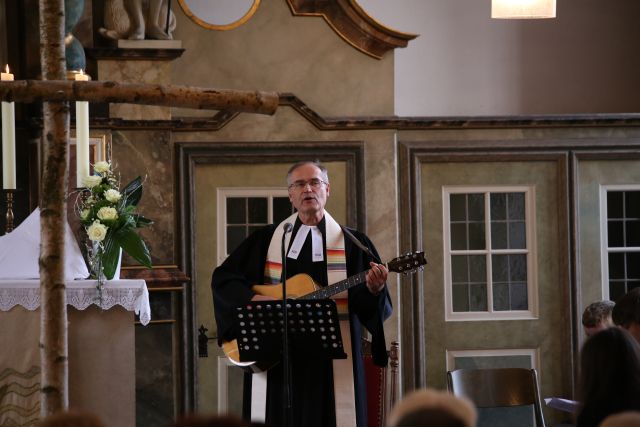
[222, 251, 427, 368]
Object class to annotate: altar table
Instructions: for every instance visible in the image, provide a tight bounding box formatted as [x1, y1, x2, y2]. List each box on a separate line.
[0, 279, 150, 427]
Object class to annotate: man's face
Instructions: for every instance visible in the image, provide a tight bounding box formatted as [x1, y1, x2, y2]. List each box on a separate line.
[288, 163, 330, 218]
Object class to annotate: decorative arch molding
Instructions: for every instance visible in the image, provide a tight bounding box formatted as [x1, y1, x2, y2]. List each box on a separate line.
[285, 0, 418, 59]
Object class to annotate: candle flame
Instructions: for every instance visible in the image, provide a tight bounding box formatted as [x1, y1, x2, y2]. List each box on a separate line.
[79, 69, 85, 75]
[4, 64, 9, 73]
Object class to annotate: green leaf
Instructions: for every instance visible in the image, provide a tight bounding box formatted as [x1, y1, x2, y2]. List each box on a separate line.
[133, 214, 154, 228]
[122, 177, 143, 207]
[101, 235, 121, 280]
[113, 228, 152, 268]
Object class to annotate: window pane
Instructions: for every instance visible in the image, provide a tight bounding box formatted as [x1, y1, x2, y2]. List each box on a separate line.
[468, 194, 485, 221]
[608, 220, 624, 247]
[468, 222, 486, 250]
[493, 283, 509, 311]
[608, 253, 625, 279]
[491, 222, 507, 249]
[509, 222, 526, 249]
[248, 197, 267, 223]
[451, 255, 468, 283]
[625, 191, 640, 218]
[508, 193, 525, 220]
[452, 284, 469, 312]
[227, 225, 247, 254]
[510, 282, 528, 310]
[451, 223, 468, 250]
[248, 225, 262, 236]
[608, 191, 624, 218]
[273, 197, 292, 223]
[626, 220, 640, 247]
[469, 283, 487, 311]
[492, 255, 509, 282]
[628, 253, 640, 279]
[227, 198, 246, 224]
[450, 194, 467, 222]
[490, 193, 507, 221]
[509, 255, 527, 282]
[469, 255, 486, 283]
[609, 280, 627, 301]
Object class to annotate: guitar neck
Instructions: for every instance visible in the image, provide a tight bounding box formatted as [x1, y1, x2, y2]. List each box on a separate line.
[303, 268, 376, 300]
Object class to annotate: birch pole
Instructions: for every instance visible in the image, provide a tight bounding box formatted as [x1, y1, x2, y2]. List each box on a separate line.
[39, 0, 69, 415]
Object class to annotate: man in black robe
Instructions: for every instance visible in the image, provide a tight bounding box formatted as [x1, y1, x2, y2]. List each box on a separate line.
[212, 161, 392, 427]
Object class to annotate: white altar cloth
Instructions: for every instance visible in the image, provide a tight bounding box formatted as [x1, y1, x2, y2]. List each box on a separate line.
[0, 279, 151, 325]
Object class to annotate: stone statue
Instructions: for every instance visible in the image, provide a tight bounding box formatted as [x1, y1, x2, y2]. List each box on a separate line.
[99, 0, 176, 41]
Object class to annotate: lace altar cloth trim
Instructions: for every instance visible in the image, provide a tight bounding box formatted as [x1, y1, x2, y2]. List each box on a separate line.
[0, 280, 151, 325]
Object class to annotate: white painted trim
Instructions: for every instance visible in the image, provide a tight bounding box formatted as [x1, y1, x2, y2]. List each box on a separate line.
[599, 184, 640, 300]
[443, 186, 538, 321]
[445, 347, 540, 375]
[216, 187, 289, 265]
[216, 356, 234, 413]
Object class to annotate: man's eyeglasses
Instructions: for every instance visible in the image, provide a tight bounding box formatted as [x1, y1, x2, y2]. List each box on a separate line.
[288, 178, 327, 190]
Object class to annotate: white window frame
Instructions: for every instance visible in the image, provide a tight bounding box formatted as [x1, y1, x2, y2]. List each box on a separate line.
[443, 186, 538, 321]
[216, 187, 290, 265]
[599, 184, 640, 300]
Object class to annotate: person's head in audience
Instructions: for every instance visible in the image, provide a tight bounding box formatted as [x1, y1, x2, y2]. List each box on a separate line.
[388, 388, 477, 427]
[36, 411, 107, 427]
[576, 327, 640, 427]
[599, 411, 640, 427]
[582, 300, 615, 337]
[612, 287, 640, 343]
[168, 414, 260, 427]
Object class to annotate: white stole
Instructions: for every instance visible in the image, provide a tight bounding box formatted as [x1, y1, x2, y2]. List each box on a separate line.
[251, 211, 357, 427]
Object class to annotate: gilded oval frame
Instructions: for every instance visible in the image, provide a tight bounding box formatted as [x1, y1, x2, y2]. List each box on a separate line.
[177, 0, 261, 31]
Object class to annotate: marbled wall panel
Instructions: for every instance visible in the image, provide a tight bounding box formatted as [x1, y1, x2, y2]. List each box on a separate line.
[97, 60, 172, 120]
[171, 0, 394, 118]
[112, 130, 174, 265]
[577, 159, 640, 311]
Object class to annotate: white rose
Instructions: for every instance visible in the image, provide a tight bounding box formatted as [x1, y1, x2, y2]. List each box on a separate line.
[94, 161, 111, 174]
[80, 209, 90, 221]
[83, 175, 103, 188]
[104, 189, 122, 203]
[97, 207, 118, 221]
[87, 221, 108, 242]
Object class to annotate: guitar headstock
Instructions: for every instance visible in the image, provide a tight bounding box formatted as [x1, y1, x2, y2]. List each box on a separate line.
[387, 251, 427, 274]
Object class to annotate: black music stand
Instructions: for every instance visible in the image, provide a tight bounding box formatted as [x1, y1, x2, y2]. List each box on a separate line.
[233, 299, 347, 363]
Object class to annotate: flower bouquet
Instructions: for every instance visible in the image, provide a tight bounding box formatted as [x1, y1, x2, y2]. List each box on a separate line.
[77, 161, 153, 286]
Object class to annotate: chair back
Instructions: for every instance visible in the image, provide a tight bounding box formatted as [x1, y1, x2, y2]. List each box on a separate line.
[447, 368, 546, 427]
[363, 340, 399, 427]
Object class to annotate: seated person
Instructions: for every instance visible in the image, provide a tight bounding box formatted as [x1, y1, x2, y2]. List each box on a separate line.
[582, 300, 615, 337]
[600, 411, 640, 427]
[387, 388, 477, 427]
[36, 411, 106, 427]
[576, 328, 640, 427]
[612, 288, 640, 343]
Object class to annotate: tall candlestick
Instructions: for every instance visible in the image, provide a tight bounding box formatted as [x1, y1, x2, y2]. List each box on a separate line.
[1, 65, 15, 190]
[75, 70, 90, 188]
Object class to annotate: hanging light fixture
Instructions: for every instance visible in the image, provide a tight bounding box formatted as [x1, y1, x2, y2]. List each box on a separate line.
[492, 0, 556, 19]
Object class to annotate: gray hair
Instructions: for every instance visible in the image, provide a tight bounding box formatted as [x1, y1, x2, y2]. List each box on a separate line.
[286, 160, 329, 185]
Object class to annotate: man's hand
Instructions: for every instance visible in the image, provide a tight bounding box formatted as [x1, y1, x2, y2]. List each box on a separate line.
[366, 262, 388, 295]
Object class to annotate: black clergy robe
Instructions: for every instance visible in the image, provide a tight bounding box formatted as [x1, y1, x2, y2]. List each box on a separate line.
[212, 216, 392, 427]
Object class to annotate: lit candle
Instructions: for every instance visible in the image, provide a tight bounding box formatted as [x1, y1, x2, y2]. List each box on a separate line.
[1, 64, 15, 190]
[75, 70, 90, 188]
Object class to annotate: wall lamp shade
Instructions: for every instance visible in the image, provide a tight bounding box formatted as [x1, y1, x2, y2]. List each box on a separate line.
[492, 0, 556, 19]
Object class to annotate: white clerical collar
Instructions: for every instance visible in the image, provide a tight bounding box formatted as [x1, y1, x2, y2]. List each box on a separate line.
[287, 224, 324, 262]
